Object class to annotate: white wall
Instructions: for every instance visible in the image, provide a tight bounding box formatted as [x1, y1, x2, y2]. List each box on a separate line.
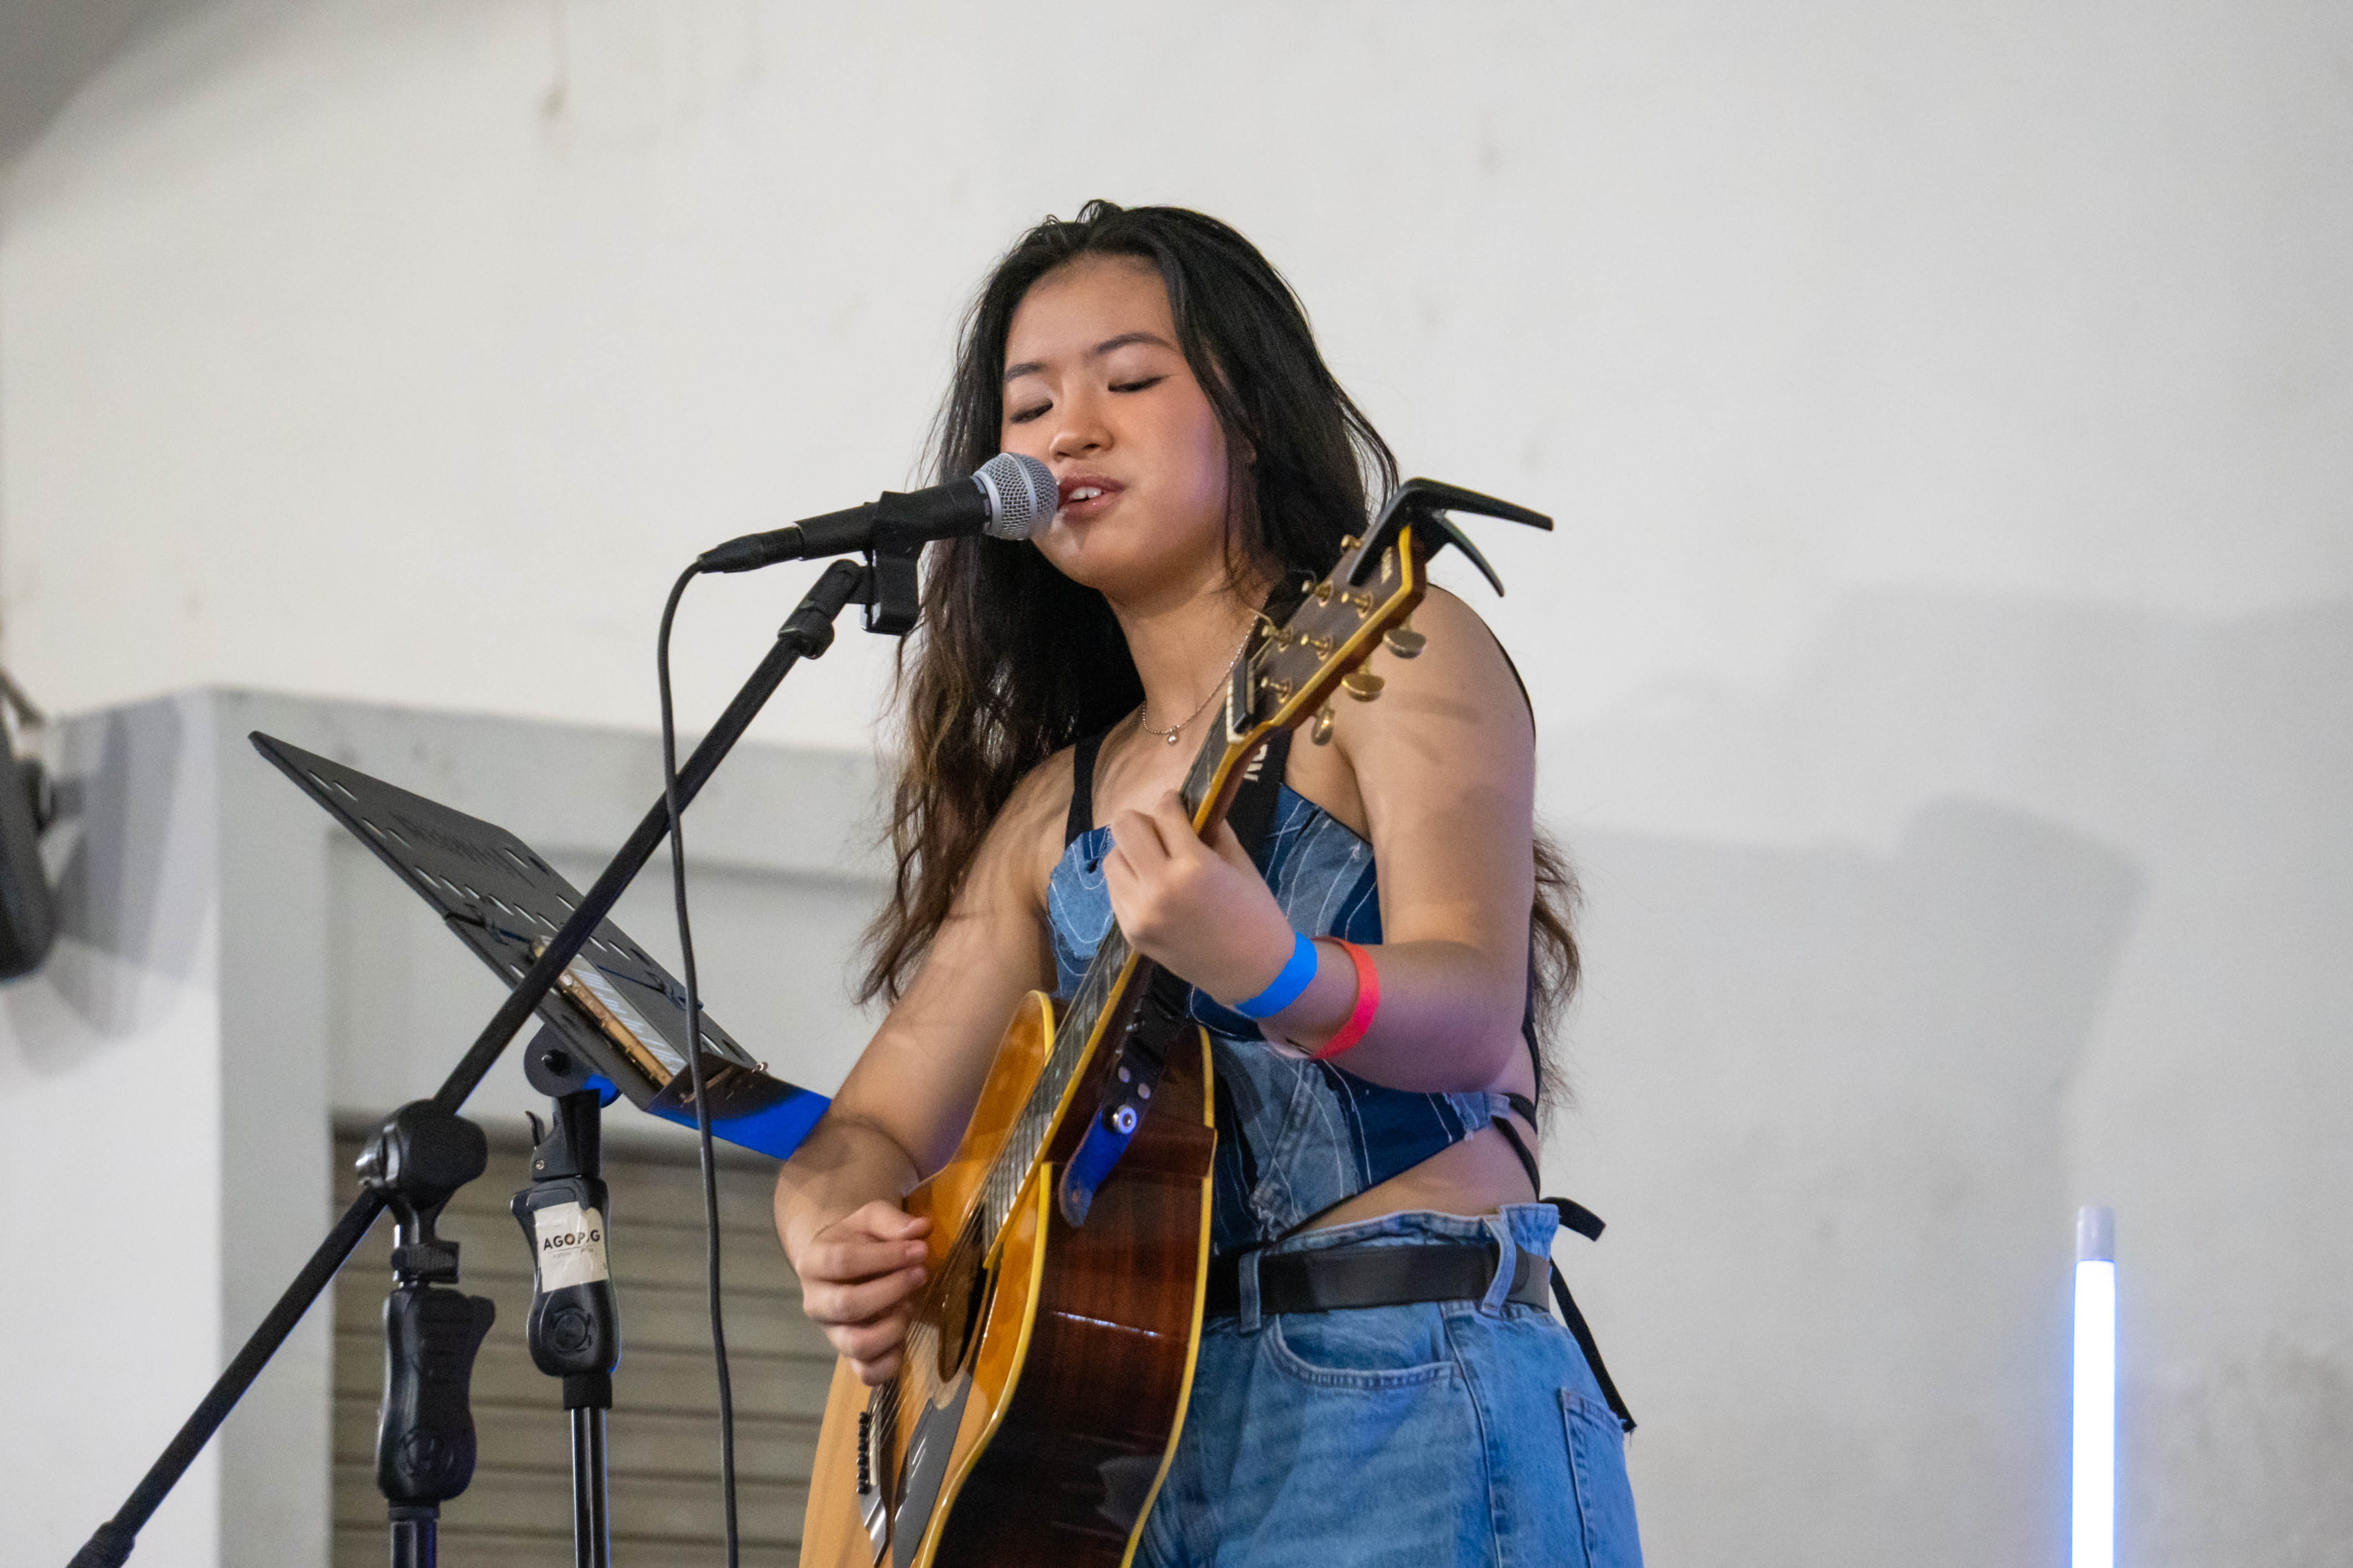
[0, 697, 229, 1567]
[3, 3, 2349, 1564]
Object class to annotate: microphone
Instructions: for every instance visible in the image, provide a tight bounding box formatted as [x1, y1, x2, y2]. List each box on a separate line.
[698, 452, 1057, 574]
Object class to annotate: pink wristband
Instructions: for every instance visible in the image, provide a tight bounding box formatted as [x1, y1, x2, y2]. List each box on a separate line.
[1309, 938, 1381, 1061]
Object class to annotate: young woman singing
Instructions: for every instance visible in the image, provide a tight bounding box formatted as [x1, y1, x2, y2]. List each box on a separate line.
[773, 201, 1641, 1567]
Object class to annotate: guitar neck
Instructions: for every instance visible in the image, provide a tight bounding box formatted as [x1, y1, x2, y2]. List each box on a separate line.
[972, 722, 1240, 1244]
[967, 523, 1438, 1249]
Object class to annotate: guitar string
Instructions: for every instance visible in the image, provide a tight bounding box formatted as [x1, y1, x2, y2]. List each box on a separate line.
[964, 625, 1282, 1251]
[874, 595, 1369, 1443]
[881, 645, 1250, 1458]
[865, 556, 1406, 1507]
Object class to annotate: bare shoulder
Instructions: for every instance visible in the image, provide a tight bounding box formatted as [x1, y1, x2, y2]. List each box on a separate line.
[1385, 584, 1531, 722]
[1334, 583, 1532, 759]
[1287, 585, 1531, 836]
[977, 742, 1086, 906]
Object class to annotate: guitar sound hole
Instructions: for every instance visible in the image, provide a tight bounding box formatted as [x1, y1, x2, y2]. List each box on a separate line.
[929, 1219, 993, 1384]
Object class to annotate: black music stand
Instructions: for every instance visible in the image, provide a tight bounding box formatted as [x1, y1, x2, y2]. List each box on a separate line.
[256, 735, 827, 1154]
[256, 736, 829, 1562]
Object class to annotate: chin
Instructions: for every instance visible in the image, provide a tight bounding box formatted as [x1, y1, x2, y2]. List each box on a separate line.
[1038, 523, 1142, 584]
[1039, 547, 1142, 599]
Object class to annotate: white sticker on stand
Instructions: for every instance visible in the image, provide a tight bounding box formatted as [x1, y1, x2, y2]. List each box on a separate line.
[534, 1201, 611, 1289]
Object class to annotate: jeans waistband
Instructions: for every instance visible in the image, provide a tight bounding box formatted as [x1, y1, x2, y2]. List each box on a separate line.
[1205, 1240, 1551, 1318]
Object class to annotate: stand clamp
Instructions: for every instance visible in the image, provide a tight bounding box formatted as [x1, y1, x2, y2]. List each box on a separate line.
[358, 1103, 497, 1568]
[860, 521, 928, 637]
[516, 1031, 624, 1568]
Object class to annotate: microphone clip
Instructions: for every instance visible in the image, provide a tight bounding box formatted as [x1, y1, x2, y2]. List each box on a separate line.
[857, 523, 926, 638]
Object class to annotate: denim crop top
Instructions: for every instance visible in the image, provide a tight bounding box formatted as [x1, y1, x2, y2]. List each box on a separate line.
[1048, 741, 1509, 1257]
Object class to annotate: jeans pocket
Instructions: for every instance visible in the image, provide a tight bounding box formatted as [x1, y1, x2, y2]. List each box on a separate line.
[1264, 1304, 1457, 1391]
[1559, 1388, 1644, 1567]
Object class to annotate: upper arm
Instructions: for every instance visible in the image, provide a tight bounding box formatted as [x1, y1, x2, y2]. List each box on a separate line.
[822, 754, 1068, 1179]
[1333, 585, 1536, 982]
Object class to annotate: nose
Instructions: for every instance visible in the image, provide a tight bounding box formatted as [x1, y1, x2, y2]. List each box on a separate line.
[1048, 386, 1109, 461]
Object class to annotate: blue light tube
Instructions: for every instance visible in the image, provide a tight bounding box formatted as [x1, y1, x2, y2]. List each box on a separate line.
[2073, 1206, 2116, 1568]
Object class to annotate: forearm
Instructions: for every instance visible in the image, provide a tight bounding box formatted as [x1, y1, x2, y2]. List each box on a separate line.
[772, 1112, 922, 1269]
[1260, 936, 1525, 1095]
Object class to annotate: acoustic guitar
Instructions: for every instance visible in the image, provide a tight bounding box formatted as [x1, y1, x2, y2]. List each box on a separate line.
[799, 481, 1549, 1568]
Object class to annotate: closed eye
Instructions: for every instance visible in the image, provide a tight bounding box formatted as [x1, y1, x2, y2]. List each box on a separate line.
[1007, 400, 1051, 425]
[1111, 376, 1167, 394]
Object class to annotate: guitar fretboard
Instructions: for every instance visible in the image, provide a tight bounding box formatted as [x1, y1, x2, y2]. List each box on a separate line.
[972, 698, 1239, 1243]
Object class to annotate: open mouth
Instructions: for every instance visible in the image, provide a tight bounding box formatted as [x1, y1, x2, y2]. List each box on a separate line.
[1057, 476, 1124, 514]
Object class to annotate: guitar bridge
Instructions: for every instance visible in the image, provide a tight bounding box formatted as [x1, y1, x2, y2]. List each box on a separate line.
[857, 1399, 889, 1562]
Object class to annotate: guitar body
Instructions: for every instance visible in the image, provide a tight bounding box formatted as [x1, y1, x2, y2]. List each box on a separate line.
[802, 991, 1216, 1568]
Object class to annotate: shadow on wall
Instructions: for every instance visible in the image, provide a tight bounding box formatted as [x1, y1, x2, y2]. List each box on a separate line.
[0, 0, 298, 167]
[2135, 1338, 2353, 1564]
[1548, 592, 2353, 1568]
[1572, 801, 2141, 1568]
[0, 695, 209, 1072]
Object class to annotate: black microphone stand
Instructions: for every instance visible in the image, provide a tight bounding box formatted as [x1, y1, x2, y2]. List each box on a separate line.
[68, 543, 920, 1568]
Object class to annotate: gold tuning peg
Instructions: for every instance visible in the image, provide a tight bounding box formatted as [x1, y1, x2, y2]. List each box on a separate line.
[1310, 705, 1336, 745]
[1341, 671, 1385, 702]
[1383, 621, 1426, 659]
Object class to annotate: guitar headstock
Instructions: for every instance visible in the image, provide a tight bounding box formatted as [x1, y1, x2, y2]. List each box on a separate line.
[1178, 478, 1552, 831]
[1224, 526, 1429, 751]
[1222, 480, 1552, 752]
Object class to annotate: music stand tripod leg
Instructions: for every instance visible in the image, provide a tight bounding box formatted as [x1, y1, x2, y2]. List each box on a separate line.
[516, 1028, 624, 1568]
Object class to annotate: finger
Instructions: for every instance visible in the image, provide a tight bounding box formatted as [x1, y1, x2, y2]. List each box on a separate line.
[828, 1310, 910, 1382]
[1150, 789, 1197, 832]
[803, 1233, 930, 1289]
[835, 1201, 931, 1242]
[1150, 791, 1220, 868]
[809, 1227, 931, 1273]
[1106, 806, 1172, 867]
[1100, 841, 1136, 903]
[804, 1263, 927, 1327]
[825, 1307, 915, 1364]
[1100, 847, 1157, 949]
[811, 1204, 929, 1265]
[1201, 815, 1257, 876]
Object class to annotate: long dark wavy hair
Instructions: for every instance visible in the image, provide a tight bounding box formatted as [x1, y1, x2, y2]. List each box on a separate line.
[857, 202, 1581, 1099]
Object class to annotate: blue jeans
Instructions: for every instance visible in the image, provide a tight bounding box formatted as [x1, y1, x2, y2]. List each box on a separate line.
[1137, 1204, 1644, 1568]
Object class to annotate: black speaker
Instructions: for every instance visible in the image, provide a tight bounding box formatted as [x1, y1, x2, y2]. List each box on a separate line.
[0, 712, 55, 979]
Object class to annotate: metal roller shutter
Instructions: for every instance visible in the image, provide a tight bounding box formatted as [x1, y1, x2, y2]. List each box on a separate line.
[331, 1122, 832, 1566]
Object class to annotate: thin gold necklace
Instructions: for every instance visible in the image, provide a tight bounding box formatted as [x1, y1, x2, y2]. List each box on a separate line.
[1138, 623, 1258, 746]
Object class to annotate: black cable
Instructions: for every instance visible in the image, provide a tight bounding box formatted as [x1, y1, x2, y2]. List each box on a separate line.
[657, 562, 741, 1567]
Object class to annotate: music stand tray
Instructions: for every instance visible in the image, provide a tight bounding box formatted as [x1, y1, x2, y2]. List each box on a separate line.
[253, 731, 829, 1159]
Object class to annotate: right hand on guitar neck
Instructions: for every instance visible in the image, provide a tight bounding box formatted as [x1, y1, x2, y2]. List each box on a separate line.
[793, 1200, 932, 1384]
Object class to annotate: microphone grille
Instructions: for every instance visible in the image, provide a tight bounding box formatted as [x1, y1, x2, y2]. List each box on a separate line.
[973, 453, 1057, 541]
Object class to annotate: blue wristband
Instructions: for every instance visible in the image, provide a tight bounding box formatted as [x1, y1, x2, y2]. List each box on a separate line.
[1230, 930, 1318, 1019]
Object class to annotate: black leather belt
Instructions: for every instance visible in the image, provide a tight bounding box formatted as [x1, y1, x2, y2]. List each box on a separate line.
[1205, 1242, 1552, 1318]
